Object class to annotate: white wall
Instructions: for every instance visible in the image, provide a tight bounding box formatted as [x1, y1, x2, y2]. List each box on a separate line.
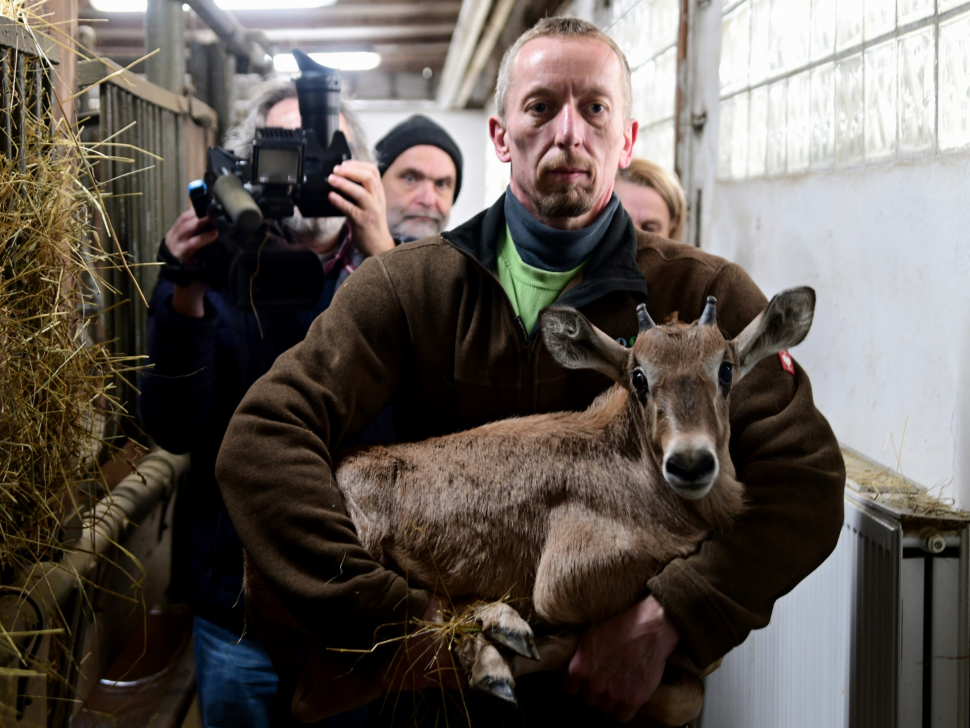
[708, 151, 970, 507]
[353, 107, 491, 229]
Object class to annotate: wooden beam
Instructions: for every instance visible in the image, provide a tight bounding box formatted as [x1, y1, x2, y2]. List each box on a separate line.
[80, 3, 462, 28]
[78, 56, 217, 126]
[436, 0, 492, 108]
[454, 0, 514, 107]
[0, 17, 61, 61]
[261, 24, 455, 42]
[92, 22, 453, 44]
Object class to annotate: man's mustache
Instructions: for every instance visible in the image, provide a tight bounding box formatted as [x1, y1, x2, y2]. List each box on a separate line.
[403, 210, 445, 223]
[537, 152, 595, 179]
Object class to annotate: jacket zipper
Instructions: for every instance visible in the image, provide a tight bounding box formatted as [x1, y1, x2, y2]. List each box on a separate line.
[441, 237, 541, 416]
[513, 316, 529, 346]
[441, 236, 532, 349]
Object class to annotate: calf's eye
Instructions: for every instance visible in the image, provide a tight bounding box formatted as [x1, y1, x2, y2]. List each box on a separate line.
[718, 362, 733, 388]
[631, 369, 649, 399]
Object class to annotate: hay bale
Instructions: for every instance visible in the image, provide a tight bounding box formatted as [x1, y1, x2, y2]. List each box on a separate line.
[0, 48, 120, 577]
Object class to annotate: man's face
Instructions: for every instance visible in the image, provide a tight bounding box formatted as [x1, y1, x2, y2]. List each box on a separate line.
[489, 37, 637, 230]
[263, 97, 348, 254]
[381, 145, 457, 240]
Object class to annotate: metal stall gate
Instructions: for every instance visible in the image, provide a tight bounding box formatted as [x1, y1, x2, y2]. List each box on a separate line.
[0, 18, 56, 167]
[0, 25, 195, 728]
[78, 58, 217, 421]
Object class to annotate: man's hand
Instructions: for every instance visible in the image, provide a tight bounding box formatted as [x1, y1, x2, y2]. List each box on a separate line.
[165, 208, 219, 265]
[163, 208, 218, 318]
[327, 161, 396, 257]
[381, 595, 461, 692]
[564, 595, 680, 723]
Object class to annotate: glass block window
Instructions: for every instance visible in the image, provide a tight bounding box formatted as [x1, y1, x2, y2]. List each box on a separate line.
[608, 0, 681, 173]
[717, 0, 970, 180]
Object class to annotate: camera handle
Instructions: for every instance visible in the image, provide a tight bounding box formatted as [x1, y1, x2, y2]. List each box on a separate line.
[212, 174, 263, 231]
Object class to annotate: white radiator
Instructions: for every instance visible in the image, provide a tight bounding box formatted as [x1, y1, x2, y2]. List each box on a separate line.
[700, 478, 970, 728]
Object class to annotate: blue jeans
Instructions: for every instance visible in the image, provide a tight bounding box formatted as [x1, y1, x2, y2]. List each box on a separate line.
[193, 616, 368, 728]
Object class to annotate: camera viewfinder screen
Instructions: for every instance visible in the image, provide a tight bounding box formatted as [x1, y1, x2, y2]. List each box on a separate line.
[257, 148, 300, 185]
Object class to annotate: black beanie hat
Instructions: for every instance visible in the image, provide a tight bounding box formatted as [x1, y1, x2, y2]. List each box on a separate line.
[375, 115, 463, 200]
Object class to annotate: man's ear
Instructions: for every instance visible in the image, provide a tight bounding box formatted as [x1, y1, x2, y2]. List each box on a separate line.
[618, 119, 638, 169]
[541, 306, 630, 382]
[733, 287, 816, 378]
[488, 116, 512, 164]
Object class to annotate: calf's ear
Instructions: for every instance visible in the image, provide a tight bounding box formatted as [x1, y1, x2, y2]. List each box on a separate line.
[733, 287, 816, 378]
[541, 306, 630, 383]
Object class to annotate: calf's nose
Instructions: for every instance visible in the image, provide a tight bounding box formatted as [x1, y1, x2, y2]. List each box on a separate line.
[663, 446, 718, 498]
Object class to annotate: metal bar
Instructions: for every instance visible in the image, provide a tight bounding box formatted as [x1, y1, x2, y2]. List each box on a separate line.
[92, 57, 217, 420]
[182, 0, 273, 74]
[32, 61, 42, 129]
[2, 50, 10, 160]
[145, 0, 185, 94]
[43, 62, 54, 138]
[15, 50, 25, 172]
[0, 450, 189, 668]
[119, 88, 135, 408]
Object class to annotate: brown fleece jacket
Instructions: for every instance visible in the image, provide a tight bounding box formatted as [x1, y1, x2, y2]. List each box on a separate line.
[216, 196, 845, 719]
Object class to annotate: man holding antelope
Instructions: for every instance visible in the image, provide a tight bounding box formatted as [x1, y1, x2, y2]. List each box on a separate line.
[216, 16, 845, 728]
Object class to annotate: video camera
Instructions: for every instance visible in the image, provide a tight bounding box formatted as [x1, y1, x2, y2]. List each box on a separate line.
[168, 50, 352, 312]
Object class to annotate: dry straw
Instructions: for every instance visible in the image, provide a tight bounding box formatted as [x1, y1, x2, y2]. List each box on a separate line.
[0, 4, 128, 583]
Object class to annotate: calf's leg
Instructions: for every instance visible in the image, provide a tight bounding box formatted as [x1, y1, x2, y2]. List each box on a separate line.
[455, 632, 516, 703]
[454, 601, 539, 703]
[533, 507, 647, 625]
[472, 601, 539, 660]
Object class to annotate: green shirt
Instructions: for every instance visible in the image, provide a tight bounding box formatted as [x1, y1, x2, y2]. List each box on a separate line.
[496, 225, 588, 334]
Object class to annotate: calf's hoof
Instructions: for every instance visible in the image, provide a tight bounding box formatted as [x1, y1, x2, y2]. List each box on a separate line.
[473, 602, 539, 660]
[457, 634, 518, 704]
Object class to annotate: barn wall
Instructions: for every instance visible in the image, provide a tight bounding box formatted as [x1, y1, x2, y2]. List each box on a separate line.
[706, 0, 970, 507]
[709, 151, 970, 507]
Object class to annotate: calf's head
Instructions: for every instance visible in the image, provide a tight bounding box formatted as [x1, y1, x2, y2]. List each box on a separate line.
[541, 288, 816, 500]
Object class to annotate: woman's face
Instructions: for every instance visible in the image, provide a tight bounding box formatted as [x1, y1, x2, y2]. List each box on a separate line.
[614, 177, 674, 238]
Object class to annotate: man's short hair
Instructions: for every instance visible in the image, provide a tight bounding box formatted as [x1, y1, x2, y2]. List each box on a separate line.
[618, 158, 687, 242]
[223, 76, 372, 163]
[495, 16, 632, 121]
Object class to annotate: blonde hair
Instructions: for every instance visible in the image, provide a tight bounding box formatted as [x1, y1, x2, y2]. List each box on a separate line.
[495, 16, 632, 120]
[618, 158, 686, 241]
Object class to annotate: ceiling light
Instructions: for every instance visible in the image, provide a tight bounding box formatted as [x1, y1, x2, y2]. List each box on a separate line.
[273, 51, 381, 73]
[90, 0, 335, 12]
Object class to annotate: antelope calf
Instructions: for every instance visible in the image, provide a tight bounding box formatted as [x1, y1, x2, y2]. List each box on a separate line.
[335, 287, 816, 724]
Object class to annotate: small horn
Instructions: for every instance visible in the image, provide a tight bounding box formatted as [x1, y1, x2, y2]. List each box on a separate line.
[637, 303, 655, 331]
[699, 296, 717, 326]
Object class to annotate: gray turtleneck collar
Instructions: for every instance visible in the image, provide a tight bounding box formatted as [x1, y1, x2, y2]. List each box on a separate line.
[504, 187, 622, 273]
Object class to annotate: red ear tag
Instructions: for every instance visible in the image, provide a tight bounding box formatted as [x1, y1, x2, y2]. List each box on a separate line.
[779, 351, 795, 375]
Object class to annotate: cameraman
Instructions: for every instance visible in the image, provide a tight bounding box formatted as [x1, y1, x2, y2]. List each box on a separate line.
[138, 77, 385, 728]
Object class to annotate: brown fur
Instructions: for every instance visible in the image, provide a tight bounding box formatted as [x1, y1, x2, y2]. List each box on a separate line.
[335, 316, 747, 627]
